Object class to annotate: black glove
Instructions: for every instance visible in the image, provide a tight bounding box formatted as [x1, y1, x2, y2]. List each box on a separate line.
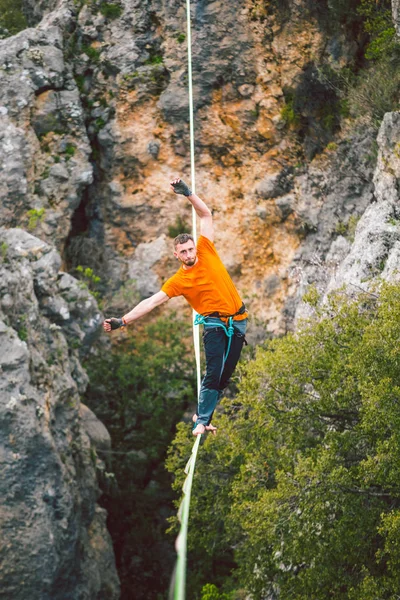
[106, 318, 124, 330]
[171, 179, 192, 196]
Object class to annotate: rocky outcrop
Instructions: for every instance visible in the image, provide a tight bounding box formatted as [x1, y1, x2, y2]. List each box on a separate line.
[290, 110, 400, 323]
[0, 11, 93, 250]
[0, 227, 119, 600]
[287, 125, 377, 323]
[22, 0, 61, 26]
[1, 0, 400, 597]
[393, 0, 400, 36]
[0, 0, 373, 334]
[56, 0, 364, 335]
[326, 113, 400, 292]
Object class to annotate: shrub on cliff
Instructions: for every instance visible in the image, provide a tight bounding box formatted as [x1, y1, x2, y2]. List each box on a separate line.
[347, 55, 400, 124]
[342, 0, 400, 124]
[167, 282, 400, 599]
[0, 0, 27, 36]
[84, 316, 196, 600]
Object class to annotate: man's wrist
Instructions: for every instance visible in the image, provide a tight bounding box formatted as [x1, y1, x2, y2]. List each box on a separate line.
[122, 317, 128, 326]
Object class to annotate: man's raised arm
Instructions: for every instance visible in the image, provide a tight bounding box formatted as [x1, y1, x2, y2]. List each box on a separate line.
[170, 177, 214, 242]
[103, 290, 169, 332]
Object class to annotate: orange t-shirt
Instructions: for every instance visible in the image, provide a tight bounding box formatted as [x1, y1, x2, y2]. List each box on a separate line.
[161, 236, 247, 321]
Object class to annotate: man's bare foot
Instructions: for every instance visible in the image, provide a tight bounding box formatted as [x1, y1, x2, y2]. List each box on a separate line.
[205, 424, 217, 435]
[193, 423, 205, 436]
[193, 414, 217, 434]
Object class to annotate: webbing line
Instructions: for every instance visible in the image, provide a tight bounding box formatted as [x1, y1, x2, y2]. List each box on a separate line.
[171, 434, 201, 600]
[171, 2, 202, 600]
[186, 0, 202, 397]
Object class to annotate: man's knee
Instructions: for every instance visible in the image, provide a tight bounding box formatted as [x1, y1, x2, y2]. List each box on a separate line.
[201, 372, 220, 390]
[202, 356, 224, 389]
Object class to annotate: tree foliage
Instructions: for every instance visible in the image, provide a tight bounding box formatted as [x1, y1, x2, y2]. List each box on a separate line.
[0, 0, 27, 36]
[167, 283, 400, 599]
[358, 0, 398, 61]
[84, 316, 196, 600]
[337, 0, 400, 124]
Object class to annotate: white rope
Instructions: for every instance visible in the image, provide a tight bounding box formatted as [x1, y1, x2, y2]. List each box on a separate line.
[186, 0, 202, 399]
[186, 0, 196, 199]
[172, 3, 202, 599]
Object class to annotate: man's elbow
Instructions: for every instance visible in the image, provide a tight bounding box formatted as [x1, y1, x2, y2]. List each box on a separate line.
[149, 292, 169, 310]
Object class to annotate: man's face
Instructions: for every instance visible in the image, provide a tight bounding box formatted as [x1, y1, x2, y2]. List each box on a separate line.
[174, 240, 197, 267]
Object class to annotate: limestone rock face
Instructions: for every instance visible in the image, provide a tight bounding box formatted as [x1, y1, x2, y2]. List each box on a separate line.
[287, 127, 377, 324]
[393, 0, 400, 36]
[0, 228, 119, 600]
[49, 0, 363, 335]
[0, 17, 93, 250]
[128, 235, 168, 297]
[1, 0, 400, 596]
[291, 111, 400, 323]
[22, 0, 61, 25]
[326, 113, 400, 292]
[0, 0, 377, 336]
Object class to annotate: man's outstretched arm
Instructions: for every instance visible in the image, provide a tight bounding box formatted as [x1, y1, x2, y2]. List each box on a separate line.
[103, 290, 169, 332]
[170, 177, 214, 242]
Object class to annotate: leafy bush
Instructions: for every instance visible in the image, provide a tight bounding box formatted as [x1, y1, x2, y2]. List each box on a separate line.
[145, 54, 163, 65]
[201, 584, 232, 600]
[74, 265, 102, 301]
[27, 208, 45, 231]
[0, 241, 8, 262]
[84, 317, 196, 600]
[168, 282, 400, 599]
[0, 0, 27, 36]
[99, 2, 123, 19]
[64, 143, 76, 160]
[82, 44, 101, 63]
[342, 1, 400, 123]
[280, 96, 299, 127]
[347, 56, 400, 125]
[314, 1, 400, 128]
[168, 215, 191, 238]
[358, 0, 399, 61]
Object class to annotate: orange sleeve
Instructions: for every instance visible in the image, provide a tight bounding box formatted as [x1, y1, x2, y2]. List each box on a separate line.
[161, 273, 182, 298]
[197, 235, 218, 257]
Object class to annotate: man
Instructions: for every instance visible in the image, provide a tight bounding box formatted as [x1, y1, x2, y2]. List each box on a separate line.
[103, 178, 248, 436]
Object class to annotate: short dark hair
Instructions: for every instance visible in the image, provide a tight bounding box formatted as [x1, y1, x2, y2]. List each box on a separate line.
[174, 233, 194, 248]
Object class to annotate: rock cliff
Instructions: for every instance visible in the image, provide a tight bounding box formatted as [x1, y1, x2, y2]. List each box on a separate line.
[327, 113, 400, 293]
[1, 0, 376, 337]
[0, 228, 119, 599]
[1, 0, 400, 597]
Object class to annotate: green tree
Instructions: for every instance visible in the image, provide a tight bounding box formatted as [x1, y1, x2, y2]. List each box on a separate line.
[201, 583, 232, 599]
[85, 316, 196, 600]
[168, 283, 400, 598]
[358, 0, 398, 61]
[0, 0, 27, 35]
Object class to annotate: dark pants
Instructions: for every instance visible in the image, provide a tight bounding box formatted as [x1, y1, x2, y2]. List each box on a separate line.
[196, 318, 247, 426]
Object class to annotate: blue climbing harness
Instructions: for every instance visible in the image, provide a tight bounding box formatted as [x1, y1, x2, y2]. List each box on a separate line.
[194, 314, 235, 366]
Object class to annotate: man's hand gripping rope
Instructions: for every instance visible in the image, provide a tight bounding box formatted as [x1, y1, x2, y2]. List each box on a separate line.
[170, 177, 192, 196]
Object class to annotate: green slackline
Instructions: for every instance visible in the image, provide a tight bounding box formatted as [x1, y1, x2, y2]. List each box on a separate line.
[172, 434, 202, 600]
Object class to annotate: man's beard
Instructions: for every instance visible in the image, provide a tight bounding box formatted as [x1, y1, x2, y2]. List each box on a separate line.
[184, 258, 196, 266]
